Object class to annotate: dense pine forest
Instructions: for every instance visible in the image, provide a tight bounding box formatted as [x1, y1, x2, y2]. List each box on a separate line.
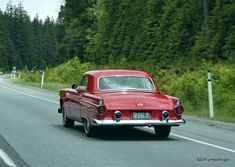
[0, 0, 234, 71]
[0, 2, 57, 70]
[59, 0, 235, 66]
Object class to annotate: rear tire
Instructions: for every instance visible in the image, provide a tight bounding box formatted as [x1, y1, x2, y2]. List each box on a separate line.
[84, 118, 96, 137]
[154, 126, 171, 138]
[62, 106, 74, 128]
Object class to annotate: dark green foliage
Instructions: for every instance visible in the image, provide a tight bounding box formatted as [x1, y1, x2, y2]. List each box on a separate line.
[39, 17, 57, 68]
[0, 1, 57, 70]
[58, 0, 234, 67]
[57, 0, 96, 62]
[1, 0, 234, 70]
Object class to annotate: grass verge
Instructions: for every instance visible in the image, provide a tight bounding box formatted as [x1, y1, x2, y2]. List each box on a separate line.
[10, 78, 70, 92]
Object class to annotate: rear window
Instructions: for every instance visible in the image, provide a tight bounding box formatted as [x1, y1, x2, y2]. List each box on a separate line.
[98, 76, 155, 91]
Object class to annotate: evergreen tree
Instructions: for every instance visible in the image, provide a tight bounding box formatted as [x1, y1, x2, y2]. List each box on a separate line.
[0, 1, 58, 70]
[40, 16, 57, 67]
[32, 14, 43, 69]
[57, 0, 95, 62]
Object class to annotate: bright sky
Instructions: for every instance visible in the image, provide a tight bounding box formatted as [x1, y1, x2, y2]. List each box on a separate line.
[0, 0, 65, 20]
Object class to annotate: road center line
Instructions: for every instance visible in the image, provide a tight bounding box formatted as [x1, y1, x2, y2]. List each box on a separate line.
[1, 83, 235, 154]
[171, 133, 235, 153]
[0, 84, 59, 104]
[0, 149, 17, 167]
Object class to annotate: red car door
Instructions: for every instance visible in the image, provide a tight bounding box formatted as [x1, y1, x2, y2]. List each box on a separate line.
[69, 76, 88, 122]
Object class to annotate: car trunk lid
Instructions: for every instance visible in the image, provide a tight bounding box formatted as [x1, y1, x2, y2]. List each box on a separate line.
[99, 91, 173, 111]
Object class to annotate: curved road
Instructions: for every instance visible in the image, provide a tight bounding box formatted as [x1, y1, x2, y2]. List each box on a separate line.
[0, 76, 234, 167]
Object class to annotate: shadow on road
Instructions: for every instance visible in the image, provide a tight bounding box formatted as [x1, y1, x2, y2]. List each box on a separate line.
[52, 124, 178, 142]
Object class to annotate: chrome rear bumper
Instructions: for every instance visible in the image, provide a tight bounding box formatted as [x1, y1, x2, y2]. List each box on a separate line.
[92, 119, 185, 126]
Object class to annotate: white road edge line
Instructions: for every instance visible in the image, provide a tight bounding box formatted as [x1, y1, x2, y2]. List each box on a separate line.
[0, 149, 17, 167]
[1, 83, 235, 154]
[171, 133, 235, 153]
[0, 84, 59, 104]
[143, 127, 235, 154]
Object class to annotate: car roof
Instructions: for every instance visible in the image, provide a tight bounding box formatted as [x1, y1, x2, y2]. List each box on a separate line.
[84, 70, 151, 78]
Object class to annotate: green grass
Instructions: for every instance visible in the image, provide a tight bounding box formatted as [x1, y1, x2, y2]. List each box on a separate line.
[184, 103, 235, 123]
[10, 78, 70, 92]
[42, 82, 71, 92]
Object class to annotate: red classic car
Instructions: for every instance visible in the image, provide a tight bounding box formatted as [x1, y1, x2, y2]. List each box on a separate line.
[58, 70, 185, 137]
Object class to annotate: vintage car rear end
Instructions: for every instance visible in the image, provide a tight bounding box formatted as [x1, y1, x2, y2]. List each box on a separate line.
[58, 70, 185, 137]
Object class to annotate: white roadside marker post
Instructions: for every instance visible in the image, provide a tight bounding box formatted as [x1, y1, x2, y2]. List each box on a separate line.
[208, 71, 214, 118]
[40, 72, 45, 89]
[12, 66, 16, 79]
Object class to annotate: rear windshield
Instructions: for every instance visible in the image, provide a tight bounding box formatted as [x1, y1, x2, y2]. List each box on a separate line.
[98, 76, 155, 91]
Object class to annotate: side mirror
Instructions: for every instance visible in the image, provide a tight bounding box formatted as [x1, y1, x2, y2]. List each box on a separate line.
[72, 84, 77, 90]
[77, 86, 86, 92]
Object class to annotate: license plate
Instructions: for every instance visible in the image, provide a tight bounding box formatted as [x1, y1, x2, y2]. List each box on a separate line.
[132, 112, 150, 120]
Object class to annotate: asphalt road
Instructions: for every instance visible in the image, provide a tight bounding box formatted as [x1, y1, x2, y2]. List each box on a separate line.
[0, 76, 235, 167]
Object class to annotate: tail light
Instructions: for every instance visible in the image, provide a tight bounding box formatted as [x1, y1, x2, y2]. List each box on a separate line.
[97, 99, 106, 115]
[97, 105, 106, 115]
[174, 106, 184, 115]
